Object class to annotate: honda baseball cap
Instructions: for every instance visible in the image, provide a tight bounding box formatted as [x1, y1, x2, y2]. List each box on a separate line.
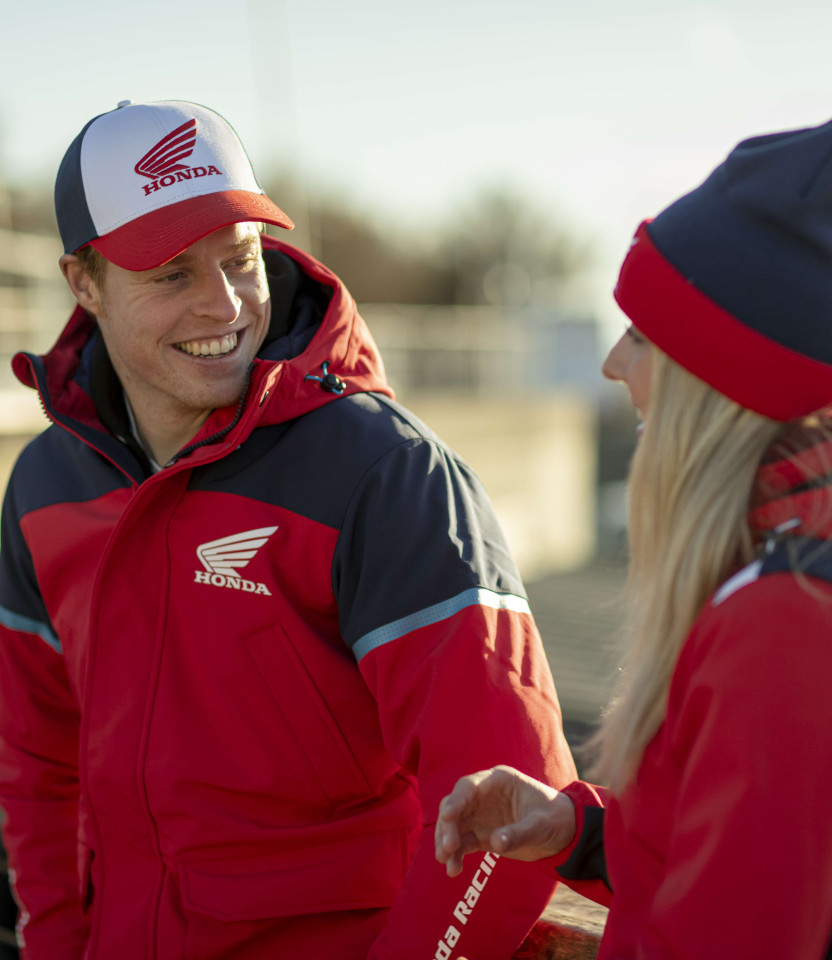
[55, 99, 294, 271]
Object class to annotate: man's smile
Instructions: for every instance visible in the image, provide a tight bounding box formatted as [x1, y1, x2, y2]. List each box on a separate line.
[173, 332, 238, 357]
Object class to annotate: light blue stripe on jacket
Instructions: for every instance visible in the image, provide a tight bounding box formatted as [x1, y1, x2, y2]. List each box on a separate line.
[353, 587, 530, 662]
[0, 604, 62, 654]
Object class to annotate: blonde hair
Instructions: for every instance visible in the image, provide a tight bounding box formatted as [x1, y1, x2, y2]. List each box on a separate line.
[590, 348, 786, 791]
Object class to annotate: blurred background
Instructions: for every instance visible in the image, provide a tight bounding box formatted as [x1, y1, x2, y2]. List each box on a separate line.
[2, 0, 832, 948]
[1, 8, 832, 931]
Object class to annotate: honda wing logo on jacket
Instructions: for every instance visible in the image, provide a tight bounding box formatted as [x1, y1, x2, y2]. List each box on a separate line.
[194, 526, 278, 596]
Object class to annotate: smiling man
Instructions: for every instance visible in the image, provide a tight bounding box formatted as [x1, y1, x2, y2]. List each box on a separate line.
[61, 223, 272, 467]
[0, 100, 578, 960]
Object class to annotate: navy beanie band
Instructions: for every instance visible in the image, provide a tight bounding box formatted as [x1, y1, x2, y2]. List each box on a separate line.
[614, 119, 832, 421]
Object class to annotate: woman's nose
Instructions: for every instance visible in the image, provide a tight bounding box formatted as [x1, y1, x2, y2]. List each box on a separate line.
[602, 334, 627, 382]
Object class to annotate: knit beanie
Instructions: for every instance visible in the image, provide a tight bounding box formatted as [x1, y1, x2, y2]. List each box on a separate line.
[614, 118, 832, 421]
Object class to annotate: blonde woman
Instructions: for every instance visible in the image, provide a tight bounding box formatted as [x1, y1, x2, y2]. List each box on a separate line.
[435, 120, 832, 959]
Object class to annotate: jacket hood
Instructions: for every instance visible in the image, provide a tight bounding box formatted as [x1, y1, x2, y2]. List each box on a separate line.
[249, 237, 394, 426]
[13, 235, 394, 448]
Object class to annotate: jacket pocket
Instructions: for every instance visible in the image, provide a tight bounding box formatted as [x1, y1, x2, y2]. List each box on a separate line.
[177, 828, 408, 921]
[243, 622, 373, 811]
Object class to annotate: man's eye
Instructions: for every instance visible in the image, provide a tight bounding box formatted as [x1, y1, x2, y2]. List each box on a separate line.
[158, 271, 185, 283]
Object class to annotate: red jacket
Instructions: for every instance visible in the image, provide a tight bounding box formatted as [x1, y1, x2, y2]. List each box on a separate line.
[554, 443, 832, 958]
[0, 238, 577, 959]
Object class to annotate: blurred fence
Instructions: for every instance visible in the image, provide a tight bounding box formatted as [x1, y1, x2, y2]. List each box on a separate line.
[0, 229, 69, 389]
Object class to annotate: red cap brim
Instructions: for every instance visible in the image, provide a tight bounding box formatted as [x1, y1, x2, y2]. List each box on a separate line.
[90, 190, 294, 270]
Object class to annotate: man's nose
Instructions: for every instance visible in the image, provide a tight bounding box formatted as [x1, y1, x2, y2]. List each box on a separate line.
[193, 269, 242, 324]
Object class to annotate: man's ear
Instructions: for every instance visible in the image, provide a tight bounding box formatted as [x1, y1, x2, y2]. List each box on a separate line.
[60, 254, 104, 317]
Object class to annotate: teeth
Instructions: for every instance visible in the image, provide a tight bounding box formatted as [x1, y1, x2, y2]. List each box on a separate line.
[176, 333, 237, 357]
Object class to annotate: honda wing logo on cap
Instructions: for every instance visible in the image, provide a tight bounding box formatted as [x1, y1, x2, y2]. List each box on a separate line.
[134, 118, 223, 196]
[194, 526, 278, 596]
[135, 119, 197, 178]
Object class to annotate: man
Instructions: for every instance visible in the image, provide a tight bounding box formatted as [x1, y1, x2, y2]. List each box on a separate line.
[0, 99, 577, 959]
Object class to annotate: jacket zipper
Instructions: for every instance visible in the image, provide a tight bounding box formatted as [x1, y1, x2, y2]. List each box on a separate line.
[163, 364, 256, 468]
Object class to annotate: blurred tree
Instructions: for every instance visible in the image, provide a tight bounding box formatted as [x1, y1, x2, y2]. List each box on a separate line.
[439, 184, 593, 307]
[262, 172, 453, 304]
[5, 183, 56, 237]
[263, 176, 592, 306]
[308, 204, 455, 305]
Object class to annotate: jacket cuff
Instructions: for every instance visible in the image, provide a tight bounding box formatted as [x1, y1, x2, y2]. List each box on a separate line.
[545, 780, 610, 889]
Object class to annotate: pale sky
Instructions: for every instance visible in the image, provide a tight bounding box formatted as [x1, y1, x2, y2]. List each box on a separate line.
[3, 0, 832, 327]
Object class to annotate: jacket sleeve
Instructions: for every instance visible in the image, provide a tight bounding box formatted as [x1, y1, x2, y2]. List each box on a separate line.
[334, 435, 582, 959]
[548, 780, 613, 906]
[623, 576, 832, 959]
[0, 470, 88, 959]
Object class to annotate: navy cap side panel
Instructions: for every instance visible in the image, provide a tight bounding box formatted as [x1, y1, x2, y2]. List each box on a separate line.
[54, 116, 101, 255]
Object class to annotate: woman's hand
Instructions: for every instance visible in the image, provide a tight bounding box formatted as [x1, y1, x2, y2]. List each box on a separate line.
[434, 765, 577, 877]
